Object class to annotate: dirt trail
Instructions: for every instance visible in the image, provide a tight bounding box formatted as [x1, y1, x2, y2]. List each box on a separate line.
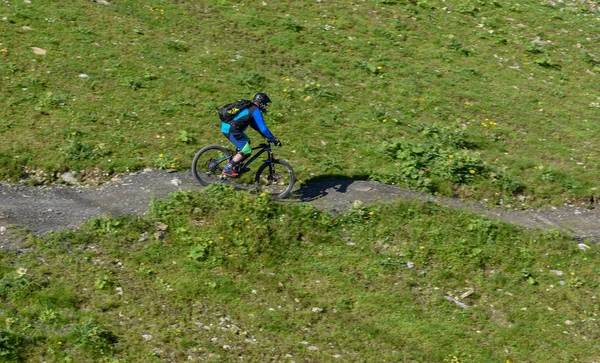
[1, 169, 599, 249]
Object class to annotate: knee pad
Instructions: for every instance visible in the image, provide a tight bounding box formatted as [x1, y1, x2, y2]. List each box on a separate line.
[240, 143, 252, 157]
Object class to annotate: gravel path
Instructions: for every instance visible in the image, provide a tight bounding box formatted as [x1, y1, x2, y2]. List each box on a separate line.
[1, 169, 599, 249]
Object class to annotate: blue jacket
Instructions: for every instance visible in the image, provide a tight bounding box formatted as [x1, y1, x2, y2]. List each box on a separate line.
[226, 106, 276, 142]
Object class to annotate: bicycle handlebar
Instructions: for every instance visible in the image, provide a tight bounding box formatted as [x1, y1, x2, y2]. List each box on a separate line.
[255, 140, 280, 149]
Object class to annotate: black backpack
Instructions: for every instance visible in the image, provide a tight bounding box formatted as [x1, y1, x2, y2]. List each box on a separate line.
[218, 99, 254, 123]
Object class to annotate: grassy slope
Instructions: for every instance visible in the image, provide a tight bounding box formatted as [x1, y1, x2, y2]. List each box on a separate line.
[0, 185, 598, 362]
[0, 0, 599, 206]
[1, 2, 599, 361]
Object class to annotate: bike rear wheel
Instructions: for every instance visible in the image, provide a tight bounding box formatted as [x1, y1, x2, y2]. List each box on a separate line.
[255, 159, 295, 199]
[192, 145, 232, 186]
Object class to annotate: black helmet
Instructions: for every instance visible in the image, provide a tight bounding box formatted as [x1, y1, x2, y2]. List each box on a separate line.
[253, 92, 271, 112]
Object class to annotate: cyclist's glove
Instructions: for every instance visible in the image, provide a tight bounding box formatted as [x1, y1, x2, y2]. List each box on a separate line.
[272, 139, 282, 147]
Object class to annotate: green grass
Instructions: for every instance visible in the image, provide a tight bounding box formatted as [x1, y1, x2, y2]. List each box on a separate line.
[1, 2, 600, 360]
[0, 0, 599, 206]
[0, 185, 598, 361]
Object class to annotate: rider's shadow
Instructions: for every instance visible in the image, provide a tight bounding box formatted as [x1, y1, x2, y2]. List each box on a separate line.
[295, 177, 356, 202]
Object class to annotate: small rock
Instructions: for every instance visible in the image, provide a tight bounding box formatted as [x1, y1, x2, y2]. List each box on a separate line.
[138, 232, 148, 242]
[142, 334, 152, 341]
[460, 290, 474, 299]
[311, 307, 324, 313]
[22, 26, 32, 30]
[170, 178, 182, 187]
[154, 231, 165, 241]
[116, 287, 123, 296]
[406, 261, 415, 269]
[577, 243, 590, 251]
[0, 226, 6, 234]
[60, 172, 79, 185]
[78, 73, 89, 78]
[550, 270, 564, 276]
[222, 345, 231, 350]
[155, 222, 168, 231]
[307, 345, 318, 351]
[31, 47, 46, 55]
[152, 348, 163, 355]
[558, 280, 566, 286]
[91, 0, 111, 4]
[565, 320, 574, 326]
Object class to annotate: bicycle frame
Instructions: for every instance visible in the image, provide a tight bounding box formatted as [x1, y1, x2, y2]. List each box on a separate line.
[238, 144, 273, 171]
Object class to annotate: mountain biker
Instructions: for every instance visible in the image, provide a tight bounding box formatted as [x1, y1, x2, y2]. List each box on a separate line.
[221, 92, 281, 177]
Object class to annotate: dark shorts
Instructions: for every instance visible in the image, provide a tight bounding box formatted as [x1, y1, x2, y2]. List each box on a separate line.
[222, 123, 251, 154]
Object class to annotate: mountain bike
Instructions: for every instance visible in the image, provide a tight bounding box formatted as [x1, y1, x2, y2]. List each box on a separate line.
[191, 141, 295, 199]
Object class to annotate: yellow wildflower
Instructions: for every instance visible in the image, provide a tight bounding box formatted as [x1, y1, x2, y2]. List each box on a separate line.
[369, 211, 374, 216]
[469, 169, 476, 174]
[382, 119, 387, 123]
[159, 154, 164, 158]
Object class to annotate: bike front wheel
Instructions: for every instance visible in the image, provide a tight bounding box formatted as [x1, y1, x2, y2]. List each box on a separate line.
[255, 159, 295, 199]
[192, 145, 232, 186]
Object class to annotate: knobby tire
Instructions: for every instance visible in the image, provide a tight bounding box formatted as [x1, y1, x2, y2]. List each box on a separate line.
[255, 159, 295, 199]
[192, 145, 231, 186]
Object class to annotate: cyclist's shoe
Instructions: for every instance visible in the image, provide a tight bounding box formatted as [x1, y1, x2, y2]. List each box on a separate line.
[233, 164, 250, 174]
[222, 165, 239, 178]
